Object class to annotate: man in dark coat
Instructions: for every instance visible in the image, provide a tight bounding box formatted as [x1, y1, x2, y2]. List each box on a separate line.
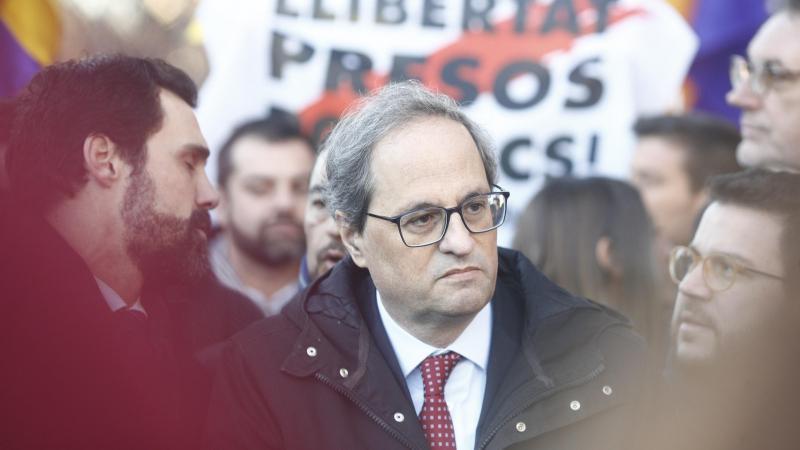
[205, 81, 646, 450]
[0, 55, 262, 450]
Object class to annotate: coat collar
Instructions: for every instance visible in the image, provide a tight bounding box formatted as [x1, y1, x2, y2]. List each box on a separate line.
[280, 257, 373, 383]
[279, 248, 626, 386]
[279, 248, 632, 449]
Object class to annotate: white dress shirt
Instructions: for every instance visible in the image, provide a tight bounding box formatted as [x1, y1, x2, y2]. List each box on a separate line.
[377, 291, 492, 450]
[94, 277, 147, 315]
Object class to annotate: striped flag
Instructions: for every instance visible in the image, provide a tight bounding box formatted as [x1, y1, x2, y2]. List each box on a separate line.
[667, 0, 767, 122]
[0, 0, 60, 98]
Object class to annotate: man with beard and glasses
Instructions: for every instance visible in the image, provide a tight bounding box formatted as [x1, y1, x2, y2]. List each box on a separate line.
[0, 55, 262, 450]
[298, 147, 346, 288]
[211, 111, 315, 315]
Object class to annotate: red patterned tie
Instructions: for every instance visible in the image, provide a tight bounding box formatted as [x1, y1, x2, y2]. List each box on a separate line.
[419, 352, 461, 450]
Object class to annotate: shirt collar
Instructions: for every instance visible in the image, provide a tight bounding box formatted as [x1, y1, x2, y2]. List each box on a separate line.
[94, 277, 147, 315]
[376, 289, 492, 378]
[298, 255, 312, 289]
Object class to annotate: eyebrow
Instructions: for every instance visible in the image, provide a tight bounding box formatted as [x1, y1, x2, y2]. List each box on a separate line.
[309, 185, 327, 195]
[242, 174, 310, 183]
[183, 145, 210, 161]
[753, 57, 796, 71]
[761, 58, 788, 68]
[240, 175, 275, 185]
[714, 251, 757, 267]
[392, 188, 488, 216]
[694, 246, 757, 268]
[759, 57, 786, 65]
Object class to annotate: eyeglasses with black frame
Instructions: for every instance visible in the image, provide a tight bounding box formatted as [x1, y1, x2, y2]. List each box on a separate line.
[367, 185, 510, 248]
[730, 54, 800, 96]
[669, 245, 784, 292]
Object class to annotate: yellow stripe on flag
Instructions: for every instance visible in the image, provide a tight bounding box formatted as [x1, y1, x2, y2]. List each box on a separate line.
[0, 0, 61, 66]
[665, 0, 694, 19]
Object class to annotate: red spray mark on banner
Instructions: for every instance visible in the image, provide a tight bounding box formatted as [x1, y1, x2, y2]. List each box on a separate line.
[298, 0, 645, 142]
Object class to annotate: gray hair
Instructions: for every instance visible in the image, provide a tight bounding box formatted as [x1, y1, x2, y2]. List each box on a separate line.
[323, 80, 497, 233]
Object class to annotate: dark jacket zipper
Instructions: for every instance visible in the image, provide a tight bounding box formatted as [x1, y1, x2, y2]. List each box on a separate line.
[314, 373, 420, 450]
[477, 363, 606, 450]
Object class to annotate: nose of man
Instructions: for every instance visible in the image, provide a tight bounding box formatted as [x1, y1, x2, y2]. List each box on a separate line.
[437, 212, 476, 256]
[726, 82, 763, 111]
[197, 172, 221, 210]
[323, 215, 340, 240]
[270, 183, 303, 215]
[677, 262, 713, 303]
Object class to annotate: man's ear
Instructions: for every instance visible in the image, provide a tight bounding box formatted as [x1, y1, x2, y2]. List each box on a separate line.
[692, 188, 711, 213]
[595, 236, 622, 279]
[336, 211, 367, 268]
[83, 134, 125, 187]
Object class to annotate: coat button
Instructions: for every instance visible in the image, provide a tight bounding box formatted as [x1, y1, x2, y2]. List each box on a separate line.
[570, 400, 581, 411]
[602, 385, 613, 396]
[393, 412, 404, 423]
[515, 422, 527, 433]
[306, 346, 317, 357]
[339, 368, 349, 378]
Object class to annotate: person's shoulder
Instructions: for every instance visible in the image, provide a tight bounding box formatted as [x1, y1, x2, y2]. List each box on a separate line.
[202, 278, 265, 327]
[0, 194, 45, 248]
[554, 298, 647, 389]
[202, 311, 302, 389]
[496, 247, 644, 353]
[157, 276, 265, 351]
[497, 247, 622, 319]
[227, 307, 303, 362]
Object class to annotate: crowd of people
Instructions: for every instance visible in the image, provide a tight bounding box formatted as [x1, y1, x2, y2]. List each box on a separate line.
[1, 1, 799, 449]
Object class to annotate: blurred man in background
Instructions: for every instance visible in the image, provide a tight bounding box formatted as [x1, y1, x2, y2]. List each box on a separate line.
[1, 54, 261, 450]
[211, 112, 315, 315]
[727, 0, 800, 172]
[298, 147, 345, 288]
[631, 113, 741, 254]
[664, 169, 800, 450]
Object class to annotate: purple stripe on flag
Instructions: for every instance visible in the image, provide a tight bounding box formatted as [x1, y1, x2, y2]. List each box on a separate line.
[688, 0, 767, 123]
[0, 20, 41, 98]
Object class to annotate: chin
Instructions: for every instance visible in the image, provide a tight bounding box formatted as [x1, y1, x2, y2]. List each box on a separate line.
[674, 345, 712, 366]
[441, 287, 493, 316]
[672, 332, 726, 371]
[736, 142, 769, 169]
[312, 264, 332, 279]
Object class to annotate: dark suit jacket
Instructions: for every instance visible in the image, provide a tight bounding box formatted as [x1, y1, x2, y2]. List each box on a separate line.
[0, 196, 263, 449]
